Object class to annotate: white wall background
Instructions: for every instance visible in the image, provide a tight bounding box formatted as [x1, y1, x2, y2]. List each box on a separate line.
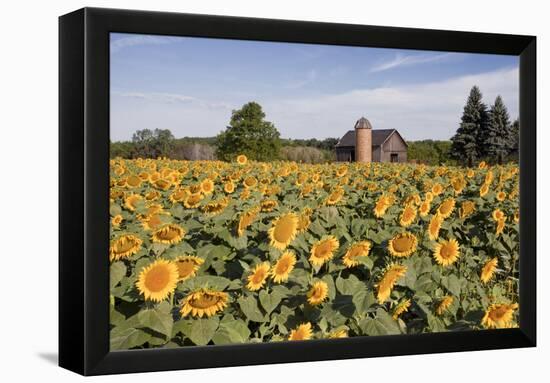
[0, 0, 546, 381]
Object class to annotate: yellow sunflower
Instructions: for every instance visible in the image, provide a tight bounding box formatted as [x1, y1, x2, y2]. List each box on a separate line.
[246, 262, 271, 291]
[399, 205, 417, 227]
[202, 198, 229, 216]
[436, 296, 454, 316]
[237, 206, 260, 237]
[459, 200, 476, 219]
[307, 281, 329, 305]
[261, 199, 279, 212]
[431, 183, 443, 195]
[492, 209, 505, 221]
[136, 259, 179, 302]
[388, 232, 417, 258]
[374, 195, 391, 218]
[496, 191, 507, 201]
[342, 241, 371, 268]
[419, 201, 431, 217]
[236, 154, 248, 165]
[479, 182, 489, 197]
[288, 322, 312, 341]
[376, 264, 407, 304]
[480, 257, 498, 284]
[124, 194, 143, 211]
[392, 299, 411, 320]
[268, 213, 299, 250]
[297, 208, 313, 233]
[152, 223, 185, 244]
[433, 238, 460, 266]
[328, 329, 348, 338]
[325, 188, 344, 205]
[427, 214, 443, 241]
[496, 217, 506, 236]
[183, 193, 204, 209]
[109, 234, 142, 261]
[437, 198, 456, 219]
[126, 174, 142, 188]
[180, 289, 229, 318]
[174, 255, 204, 281]
[481, 303, 519, 329]
[271, 251, 297, 283]
[111, 214, 123, 228]
[169, 188, 188, 203]
[310, 236, 340, 267]
[141, 212, 170, 231]
[200, 178, 215, 195]
[224, 181, 235, 194]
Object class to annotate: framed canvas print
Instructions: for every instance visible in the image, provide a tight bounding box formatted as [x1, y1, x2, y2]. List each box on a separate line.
[59, 7, 537, 376]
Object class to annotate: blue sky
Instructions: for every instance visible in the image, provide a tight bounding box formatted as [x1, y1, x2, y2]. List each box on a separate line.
[110, 33, 519, 142]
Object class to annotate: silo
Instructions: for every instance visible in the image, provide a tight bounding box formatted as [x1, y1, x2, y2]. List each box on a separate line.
[355, 117, 372, 163]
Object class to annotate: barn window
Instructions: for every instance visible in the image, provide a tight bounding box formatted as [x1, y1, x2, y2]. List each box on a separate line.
[390, 153, 398, 162]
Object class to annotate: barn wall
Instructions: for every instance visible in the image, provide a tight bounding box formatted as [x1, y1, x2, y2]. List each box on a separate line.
[335, 147, 353, 162]
[372, 147, 381, 162]
[380, 133, 408, 162]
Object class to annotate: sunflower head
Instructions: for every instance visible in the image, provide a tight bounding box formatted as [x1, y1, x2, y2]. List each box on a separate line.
[109, 234, 142, 261]
[288, 322, 313, 341]
[200, 178, 215, 194]
[459, 200, 476, 219]
[399, 205, 417, 227]
[376, 264, 407, 304]
[436, 296, 454, 316]
[237, 206, 260, 237]
[374, 195, 392, 218]
[437, 198, 456, 219]
[392, 299, 412, 320]
[328, 329, 348, 338]
[136, 259, 179, 302]
[246, 262, 271, 291]
[433, 238, 460, 267]
[307, 281, 329, 306]
[427, 214, 443, 241]
[480, 257, 498, 284]
[268, 213, 299, 250]
[271, 251, 297, 283]
[388, 232, 417, 258]
[180, 289, 229, 318]
[342, 241, 371, 268]
[152, 223, 186, 244]
[236, 154, 248, 165]
[481, 303, 519, 329]
[310, 235, 340, 267]
[419, 201, 431, 217]
[174, 255, 204, 281]
[184, 193, 204, 209]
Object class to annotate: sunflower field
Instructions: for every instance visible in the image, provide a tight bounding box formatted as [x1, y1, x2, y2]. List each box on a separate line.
[109, 155, 520, 350]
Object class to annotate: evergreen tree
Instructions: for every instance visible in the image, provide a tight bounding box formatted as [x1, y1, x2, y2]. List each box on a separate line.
[450, 86, 488, 166]
[216, 102, 281, 161]
[509, 118, 520, 158]
[484, 95, 511, 164]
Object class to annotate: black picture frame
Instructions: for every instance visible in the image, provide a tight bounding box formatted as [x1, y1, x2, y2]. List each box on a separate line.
[59, 7, 536, 376]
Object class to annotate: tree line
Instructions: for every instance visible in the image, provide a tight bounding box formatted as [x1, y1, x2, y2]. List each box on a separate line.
[111, 90, 518, 166]
[110, 102, 338, 163]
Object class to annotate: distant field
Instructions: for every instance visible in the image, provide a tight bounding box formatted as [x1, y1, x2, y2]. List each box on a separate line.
[109, 157, 520, 350]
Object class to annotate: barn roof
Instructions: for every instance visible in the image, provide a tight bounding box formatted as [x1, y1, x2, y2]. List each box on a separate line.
[335, 129, 404, 148]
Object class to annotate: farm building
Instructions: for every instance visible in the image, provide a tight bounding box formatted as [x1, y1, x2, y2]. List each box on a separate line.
[335, 117, 408, 163]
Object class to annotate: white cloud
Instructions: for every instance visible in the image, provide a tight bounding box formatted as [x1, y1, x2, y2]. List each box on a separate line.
[370, 52, 456, 72]
[263, 67, 519, 140]
[110, 35, 180, 54]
